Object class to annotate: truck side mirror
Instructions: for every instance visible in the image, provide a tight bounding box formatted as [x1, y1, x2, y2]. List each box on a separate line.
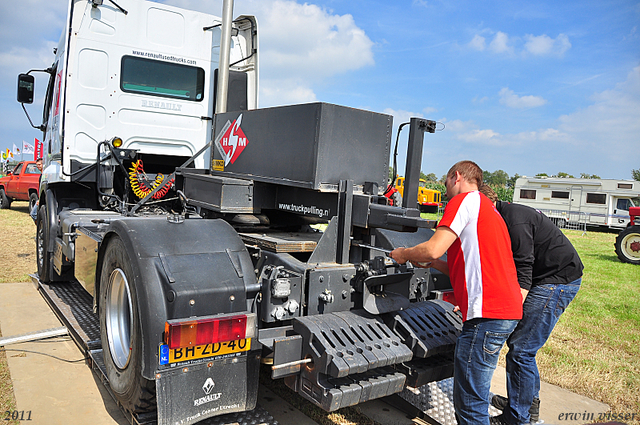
[17, 74, 35, 104]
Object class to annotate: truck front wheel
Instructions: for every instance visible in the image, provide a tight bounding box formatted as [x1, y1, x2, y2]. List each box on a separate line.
[0, 188, 11, 209]
[36, 207, 52, 282]
[99, 236, 156, 413]
[615, 226, 640, 265]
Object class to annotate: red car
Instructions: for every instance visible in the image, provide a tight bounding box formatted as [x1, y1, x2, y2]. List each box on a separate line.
[0, 160, 41, 210]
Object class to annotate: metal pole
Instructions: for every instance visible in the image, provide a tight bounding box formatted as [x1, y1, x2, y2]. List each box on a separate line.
[402, 118, 426, 209]
[216, 0, 234, 114]
[402, 118, 436, 210]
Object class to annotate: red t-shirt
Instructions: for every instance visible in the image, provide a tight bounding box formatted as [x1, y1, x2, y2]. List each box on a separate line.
[438, 191, 522, 321]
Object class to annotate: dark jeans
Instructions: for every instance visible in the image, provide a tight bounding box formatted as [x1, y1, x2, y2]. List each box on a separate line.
[454, 318, 518, 425]
[504, 279, 581, 424]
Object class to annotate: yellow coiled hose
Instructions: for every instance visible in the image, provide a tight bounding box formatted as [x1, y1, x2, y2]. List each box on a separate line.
[128, 159, 173, 199]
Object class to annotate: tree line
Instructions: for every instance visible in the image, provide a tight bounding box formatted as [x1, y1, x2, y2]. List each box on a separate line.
[390, 168, 640, 203]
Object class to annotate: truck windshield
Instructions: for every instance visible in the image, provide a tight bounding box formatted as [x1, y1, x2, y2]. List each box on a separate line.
[120, 56, 205, 102]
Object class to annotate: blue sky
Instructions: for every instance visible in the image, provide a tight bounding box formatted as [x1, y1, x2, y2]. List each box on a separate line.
[1, 0, 639, 180]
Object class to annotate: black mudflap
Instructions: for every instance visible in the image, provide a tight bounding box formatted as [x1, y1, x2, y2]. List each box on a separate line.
[288, 310, 412, 411]
[156, 352, 260, 425]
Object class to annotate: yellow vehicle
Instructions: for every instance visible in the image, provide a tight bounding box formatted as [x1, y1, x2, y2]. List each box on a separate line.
[396, 177, 442, 213]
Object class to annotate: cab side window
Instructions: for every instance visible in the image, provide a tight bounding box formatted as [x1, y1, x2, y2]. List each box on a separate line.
[617, 199, 631, 211]
[25, 164, 42, 174]
[42, 66, 57, 126]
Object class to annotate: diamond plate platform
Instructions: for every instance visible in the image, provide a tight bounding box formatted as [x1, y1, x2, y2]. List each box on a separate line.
[35, 277, 101, 351]
[398, 378, 502, 425]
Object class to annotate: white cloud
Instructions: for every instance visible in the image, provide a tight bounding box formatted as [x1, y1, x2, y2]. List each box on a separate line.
[524, 33, 571, 56]
[459, 128, 504, 145]
[556, 66, 640, 157]
[412, 0, 429, 7]
[260, 82, 317, 106]
[499, 87, 547, 109]
[422, 106, 438, 115]
[257, 1, 374, 80]
[436, 67, 640, 178]
[469, 34, 486, 51]
[167, 0, 375, 107]
[623, 25, 637, 41]
[383, 108, 424, 126]
[472, 96, 489, 104]
[489, 31, 512, 54]
[468, 31, 570, 58]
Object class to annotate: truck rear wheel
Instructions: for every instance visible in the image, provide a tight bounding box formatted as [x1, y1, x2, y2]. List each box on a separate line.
[99, 236, 156, 413]
[0, 188, 11, 209]
[615, 226, 640, 265]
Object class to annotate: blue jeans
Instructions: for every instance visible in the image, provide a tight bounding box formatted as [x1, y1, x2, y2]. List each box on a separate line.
[454, 318, 518, 425]
[504, 279, 581, 424]
[30, 204, 38, 224]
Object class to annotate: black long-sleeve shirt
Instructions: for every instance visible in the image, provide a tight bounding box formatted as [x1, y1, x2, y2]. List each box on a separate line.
[496, 201, 584, 290]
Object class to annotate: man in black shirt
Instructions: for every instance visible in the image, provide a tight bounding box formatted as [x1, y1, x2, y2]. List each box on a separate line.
[480, 185, 583, 425]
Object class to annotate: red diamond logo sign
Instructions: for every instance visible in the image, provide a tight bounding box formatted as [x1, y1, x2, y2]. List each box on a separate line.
[220, 114, 248, 166]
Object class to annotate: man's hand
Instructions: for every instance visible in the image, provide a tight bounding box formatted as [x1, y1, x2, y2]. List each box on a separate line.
[390, 247, 409, 264]
[389, 227, 457, 268]
[521, 288, 529, 304]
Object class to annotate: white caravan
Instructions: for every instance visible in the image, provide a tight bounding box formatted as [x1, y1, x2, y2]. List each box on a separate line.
[513, 177, 640, 230]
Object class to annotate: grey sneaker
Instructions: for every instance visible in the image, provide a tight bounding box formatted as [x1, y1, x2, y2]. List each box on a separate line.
[490, 395, 540, 422]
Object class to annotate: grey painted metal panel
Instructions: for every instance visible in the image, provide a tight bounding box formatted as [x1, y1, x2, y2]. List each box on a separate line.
[211, 103, 392, 192]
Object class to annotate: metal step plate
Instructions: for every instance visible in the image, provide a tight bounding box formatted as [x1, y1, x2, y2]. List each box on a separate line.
[36, 278, 101, 351]
[399, 378, 502, 425]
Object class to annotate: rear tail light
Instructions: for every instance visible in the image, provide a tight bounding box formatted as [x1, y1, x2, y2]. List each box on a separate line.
[164, 313, 256, 349]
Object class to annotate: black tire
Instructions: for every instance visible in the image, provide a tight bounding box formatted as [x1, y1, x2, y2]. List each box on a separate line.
[419, 204, 438, 214]
[36, 206, 53, 283]
[615, 226, 640, 265]
[99, 236, 156, 414]
[0, 188, 11, 209]
[29, 192, 38, 211]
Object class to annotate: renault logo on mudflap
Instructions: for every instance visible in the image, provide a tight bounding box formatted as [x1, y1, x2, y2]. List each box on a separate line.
[203, 378, 215, 395]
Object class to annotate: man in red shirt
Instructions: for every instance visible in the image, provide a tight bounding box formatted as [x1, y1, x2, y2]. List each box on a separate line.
[391, 160, 522, 425]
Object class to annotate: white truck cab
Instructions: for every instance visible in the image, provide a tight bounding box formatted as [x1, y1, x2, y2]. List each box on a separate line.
[22, 0, 257, 190]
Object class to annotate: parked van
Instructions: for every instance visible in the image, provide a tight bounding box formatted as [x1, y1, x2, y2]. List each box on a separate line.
[513, 177, 640, 230]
